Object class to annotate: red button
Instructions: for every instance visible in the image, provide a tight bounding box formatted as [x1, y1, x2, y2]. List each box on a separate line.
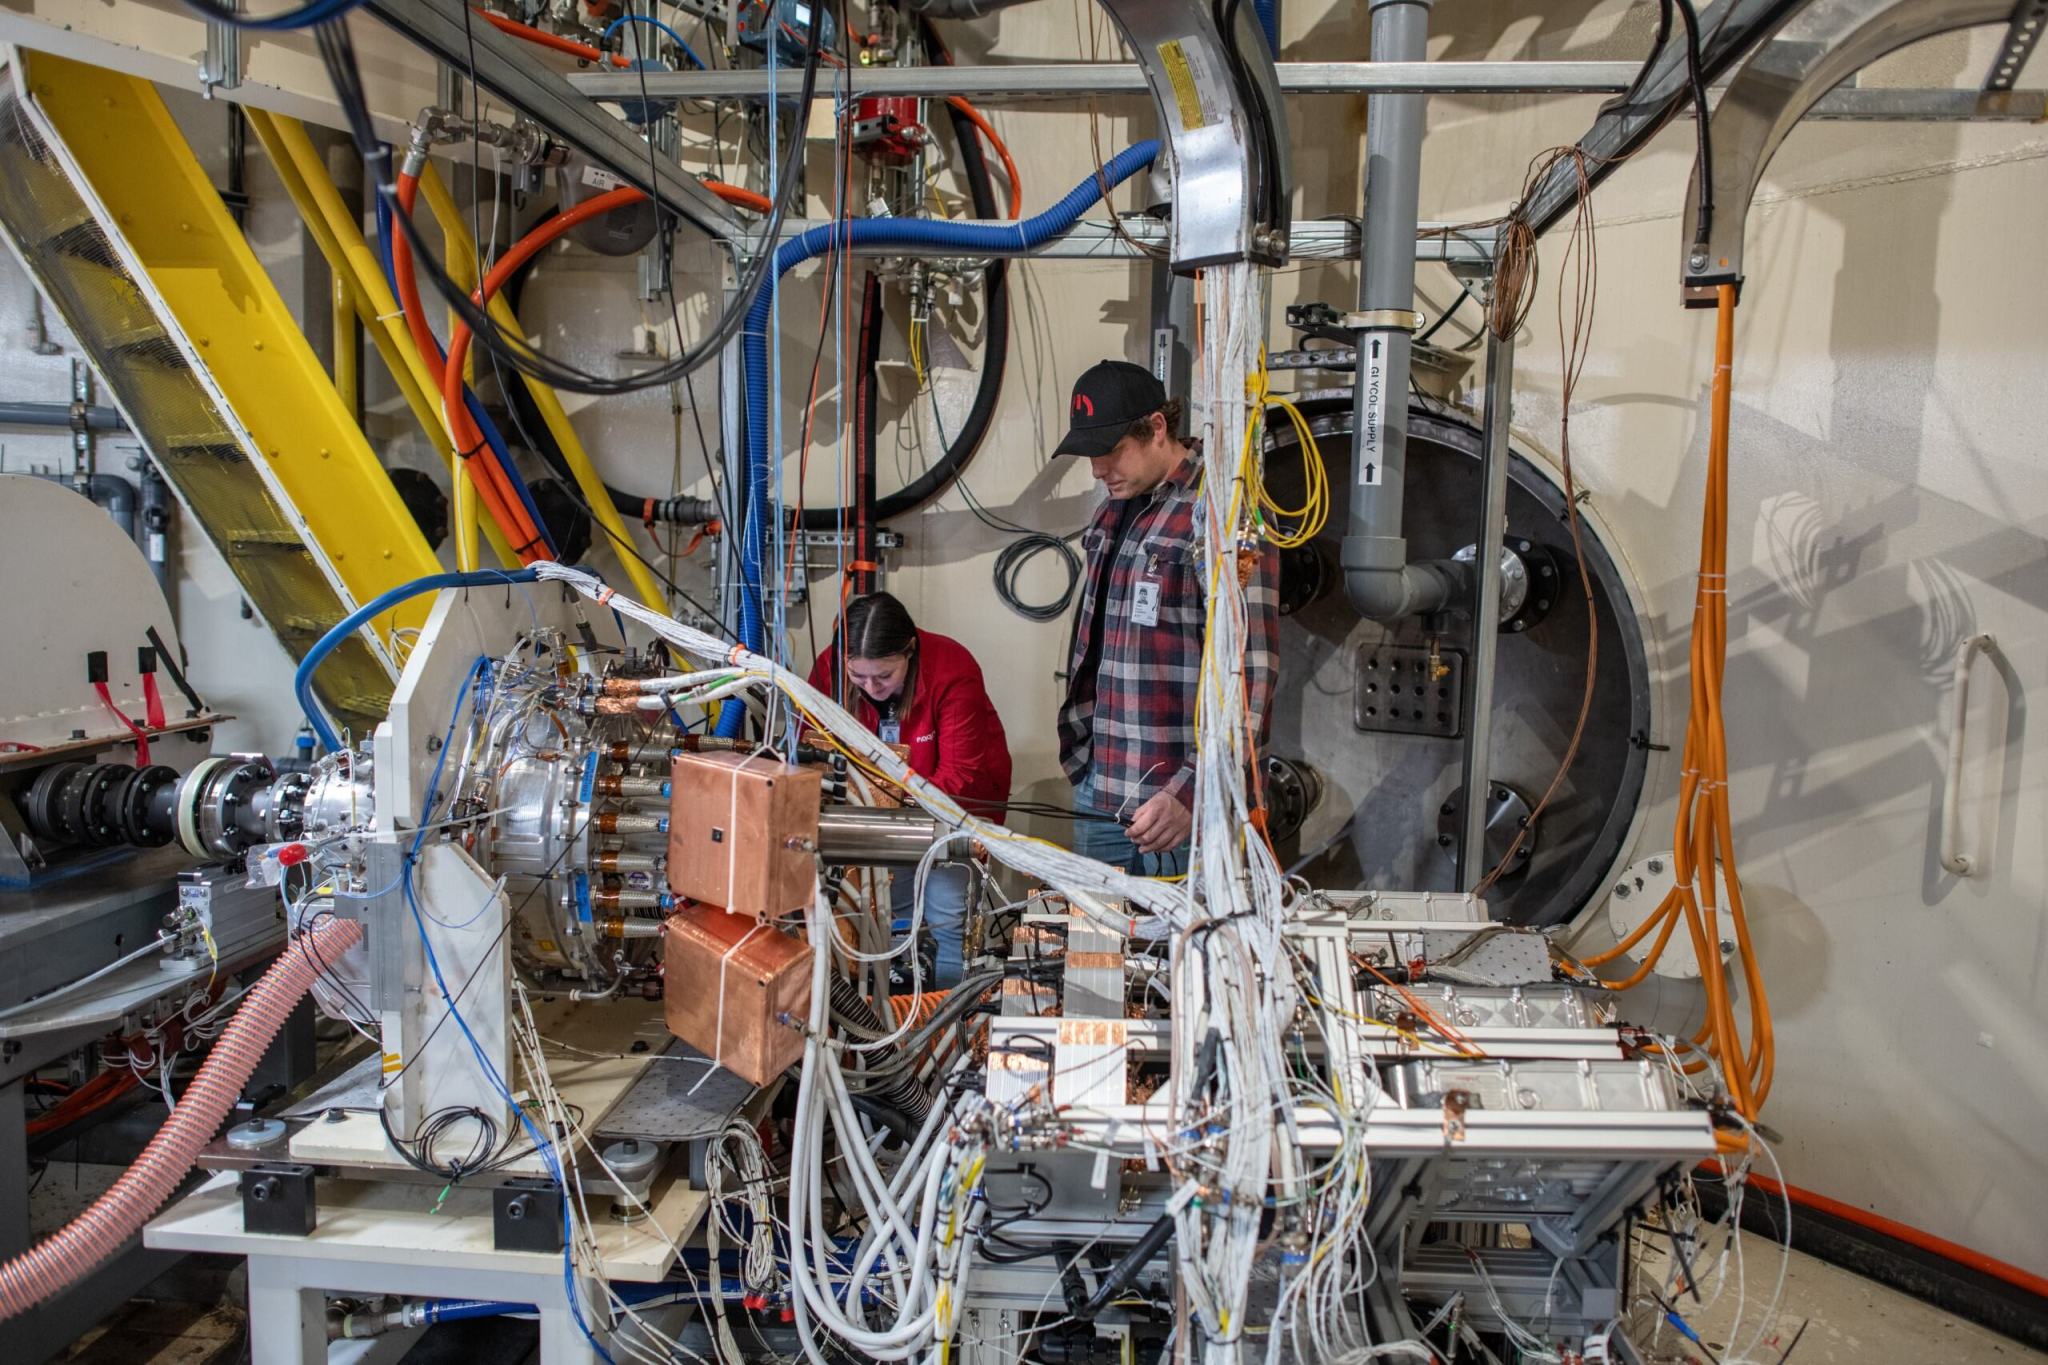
[276, 843, 310, 868]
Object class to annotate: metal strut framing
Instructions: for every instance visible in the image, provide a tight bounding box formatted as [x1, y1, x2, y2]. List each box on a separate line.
[1680, 0, 2029, 303]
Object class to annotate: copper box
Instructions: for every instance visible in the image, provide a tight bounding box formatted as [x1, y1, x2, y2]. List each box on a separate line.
[662, 905, 811, 1086]
[666, 751, 820, 921]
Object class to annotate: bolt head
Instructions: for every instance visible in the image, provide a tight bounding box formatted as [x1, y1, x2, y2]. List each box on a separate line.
[1614, 883, 1631, 900]
[1688, 251, 1709, 271]
[1646, 858, 1664, 875]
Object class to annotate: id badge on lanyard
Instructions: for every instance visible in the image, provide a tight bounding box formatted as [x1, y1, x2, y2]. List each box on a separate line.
[879, 711, 902, 745]
[1131, 552, 1163, 628]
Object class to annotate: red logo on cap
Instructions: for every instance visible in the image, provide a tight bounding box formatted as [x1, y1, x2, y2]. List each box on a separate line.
[1073, 394, 1095, 417]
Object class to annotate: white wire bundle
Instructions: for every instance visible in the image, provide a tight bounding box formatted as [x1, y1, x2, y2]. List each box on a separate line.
[530, 562, 1196, 936]
[1167, 261, 1306, 1365]
[785, 892, 993, 1365]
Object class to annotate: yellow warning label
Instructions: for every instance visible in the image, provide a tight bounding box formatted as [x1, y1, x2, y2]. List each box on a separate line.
[1157, 40, 1207, 131]
[381, 1051, 402, 1074]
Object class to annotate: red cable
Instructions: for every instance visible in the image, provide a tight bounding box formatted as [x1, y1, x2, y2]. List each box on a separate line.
[705, 180, 774, 214]
[439, 189, 650, 533]
[140, 653, 166, 730]
[474, 10, 631, 67]
[390, 173, 549, 560]
[92, 682, 149, 766]
[1701, 1159, 2048, 1299]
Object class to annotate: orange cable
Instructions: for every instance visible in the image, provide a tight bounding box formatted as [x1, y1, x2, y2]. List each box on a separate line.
[943, 97, 1022, 220]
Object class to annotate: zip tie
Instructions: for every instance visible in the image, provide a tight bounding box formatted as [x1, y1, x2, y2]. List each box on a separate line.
[595, 586, 617, 606]
[690, 917, 767, 1096]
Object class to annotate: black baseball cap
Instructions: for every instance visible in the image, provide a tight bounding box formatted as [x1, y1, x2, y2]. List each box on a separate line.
[1053, 360, 1166, 458]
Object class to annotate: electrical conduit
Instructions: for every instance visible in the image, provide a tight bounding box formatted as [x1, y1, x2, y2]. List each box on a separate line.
[720, 139, 1162, 736]
[0, 917, 364, 1318]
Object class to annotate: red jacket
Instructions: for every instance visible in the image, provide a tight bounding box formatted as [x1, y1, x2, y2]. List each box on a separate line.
[807, 630, 1012, 817]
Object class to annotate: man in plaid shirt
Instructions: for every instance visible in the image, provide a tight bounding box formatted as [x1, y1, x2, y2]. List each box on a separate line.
[1053, 360, 1280, 874]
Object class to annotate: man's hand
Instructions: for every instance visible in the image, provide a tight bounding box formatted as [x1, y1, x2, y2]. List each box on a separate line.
[1125, 790, 1191, 854]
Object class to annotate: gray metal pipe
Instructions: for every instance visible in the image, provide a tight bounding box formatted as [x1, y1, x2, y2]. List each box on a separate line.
[817, 807, 943, 867]
[32, 470, 136, 539]
[0, 399, 128, 431]
[1343, 0, 1464, 622]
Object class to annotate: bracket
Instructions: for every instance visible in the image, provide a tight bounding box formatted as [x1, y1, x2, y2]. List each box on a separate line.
[1985, 0, 2048, 90]
[494, 1178, 566, 1253]
[1090, 0, 1293, 271]
[1682, 0, 2019, 304]
[240, 1163, 318, 1236]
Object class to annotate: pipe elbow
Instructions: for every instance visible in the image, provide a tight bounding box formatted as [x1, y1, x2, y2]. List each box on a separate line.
[1342, 561, 1465, 623]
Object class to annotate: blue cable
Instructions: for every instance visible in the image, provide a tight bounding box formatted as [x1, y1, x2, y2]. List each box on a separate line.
[372, 193, 559, 561]
[190, 0, 366, 30]
[602, 13, 708, 70]
[400, 658, 615, 1363]
[294, 568, 539, 751]
[717, 140, 1163, 737]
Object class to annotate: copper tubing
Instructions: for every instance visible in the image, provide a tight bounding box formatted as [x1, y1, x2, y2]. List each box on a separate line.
[598, 917, 665, 940]
[0, 918, 364, 1318]
[592, 773, 669, 800]
[591, 849, 661, 874]
[594, 812, 667, 838]
[591, 889, 670, 912]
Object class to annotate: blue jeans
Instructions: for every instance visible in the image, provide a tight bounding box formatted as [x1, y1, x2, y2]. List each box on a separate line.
[1071, 807, 1190, 878]
[891, 862, 971, 988]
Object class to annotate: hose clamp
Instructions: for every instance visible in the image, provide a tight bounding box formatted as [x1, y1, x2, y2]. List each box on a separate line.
[1342, 309, 1426, 332]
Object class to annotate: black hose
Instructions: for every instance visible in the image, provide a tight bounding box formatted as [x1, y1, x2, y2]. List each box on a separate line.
[496, 215, 715, 526]
[1673, 0, 1714, 247]
[1077, 1212, 1178, 1321]
[852, 271, 883, 594]
[795, 22, 1009, 529]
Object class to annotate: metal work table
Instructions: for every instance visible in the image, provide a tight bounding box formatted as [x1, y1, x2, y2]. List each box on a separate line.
[148, 1169, 708, 1365]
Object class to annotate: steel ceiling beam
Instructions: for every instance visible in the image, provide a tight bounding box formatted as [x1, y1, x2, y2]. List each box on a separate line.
[362, 0, 741, 240]
[764, 217, 1498, 263]
[1519, 0, 1815, 237]
[567, 58, 2042, 118]
[568, 60, 1645, 101]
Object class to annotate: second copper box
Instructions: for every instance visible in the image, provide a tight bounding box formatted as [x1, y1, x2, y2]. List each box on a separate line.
[666, 750, 820, 920]
[662, 904, 811, 1087]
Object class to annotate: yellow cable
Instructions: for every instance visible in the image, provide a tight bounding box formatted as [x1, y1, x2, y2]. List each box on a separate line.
[1239, 355, 1329, 549]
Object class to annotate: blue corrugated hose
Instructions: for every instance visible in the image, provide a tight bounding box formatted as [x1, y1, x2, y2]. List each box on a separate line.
[1254, 0, 1279, 51]
[718, 139, 1163, 737]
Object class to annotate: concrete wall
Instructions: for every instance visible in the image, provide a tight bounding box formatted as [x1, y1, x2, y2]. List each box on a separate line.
[1, 0, 2040, 1276]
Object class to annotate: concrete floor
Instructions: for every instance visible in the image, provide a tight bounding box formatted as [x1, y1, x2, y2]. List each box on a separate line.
[1630, 1231, 2046, 1365]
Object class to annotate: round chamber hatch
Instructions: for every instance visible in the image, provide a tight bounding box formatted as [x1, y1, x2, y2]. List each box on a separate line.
[1262, 402, 1657, 928]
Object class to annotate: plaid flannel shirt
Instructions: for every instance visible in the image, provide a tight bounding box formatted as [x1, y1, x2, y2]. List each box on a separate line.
[1057, 454, 1280, 814]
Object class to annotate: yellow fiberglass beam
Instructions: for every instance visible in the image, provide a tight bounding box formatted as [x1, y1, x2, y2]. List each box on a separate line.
[247, 110, 509, 571]
[29, 54, 440, 640]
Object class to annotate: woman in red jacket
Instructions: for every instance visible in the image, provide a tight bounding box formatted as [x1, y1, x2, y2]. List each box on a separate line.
[808, 593, 1012, 986]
